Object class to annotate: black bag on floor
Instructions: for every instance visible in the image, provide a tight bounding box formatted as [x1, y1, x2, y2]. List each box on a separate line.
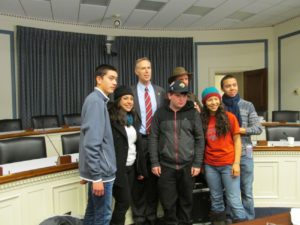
[39, 215, 83, 225]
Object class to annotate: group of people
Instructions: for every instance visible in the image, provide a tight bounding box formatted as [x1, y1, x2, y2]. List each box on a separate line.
[78, 57, 262, 225]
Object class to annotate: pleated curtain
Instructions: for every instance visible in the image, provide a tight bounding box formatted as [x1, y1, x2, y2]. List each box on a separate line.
[17, 26, 193, 128]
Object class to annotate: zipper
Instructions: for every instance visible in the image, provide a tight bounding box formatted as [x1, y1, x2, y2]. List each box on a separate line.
[174, 112, 179, 169]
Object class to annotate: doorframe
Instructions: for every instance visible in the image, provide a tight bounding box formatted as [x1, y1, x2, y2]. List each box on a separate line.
[209, 66, 259, 87]
[194, 39, 268, 96]
[278, 30, 300, 110]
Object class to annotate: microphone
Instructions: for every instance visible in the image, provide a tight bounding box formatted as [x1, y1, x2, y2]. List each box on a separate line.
[44, 133, 71, 165]
[282, 131, 288, 140]
[45, 133, 60, 156]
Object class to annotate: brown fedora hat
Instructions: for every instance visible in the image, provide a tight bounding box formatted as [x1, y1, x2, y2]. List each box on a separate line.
[168, 67, 193, 84]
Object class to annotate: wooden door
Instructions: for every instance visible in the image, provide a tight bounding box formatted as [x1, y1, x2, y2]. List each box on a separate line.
[243, 68, 268, 111]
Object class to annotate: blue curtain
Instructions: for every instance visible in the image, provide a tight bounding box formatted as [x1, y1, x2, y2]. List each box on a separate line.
[17, 26, 111, 128]
[17, 26, 193, 128]
[114, 36, 193, 90]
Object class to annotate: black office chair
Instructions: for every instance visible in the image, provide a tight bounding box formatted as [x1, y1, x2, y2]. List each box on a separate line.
[0, 119, 22, 132]
[272, 110, 299, 122]
[0, 137, 47, 164]
[63, 114, 81, 126]
[31, 115, 59, 129]
[257, 110, 268, 122]
[266, 126, 300, 141]
[61, 132, 80, 155]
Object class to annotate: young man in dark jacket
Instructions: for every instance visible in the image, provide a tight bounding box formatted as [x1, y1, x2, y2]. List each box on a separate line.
[149, 80, 205, 225]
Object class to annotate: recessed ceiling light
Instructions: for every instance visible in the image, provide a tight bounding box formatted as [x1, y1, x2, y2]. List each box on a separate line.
[136, 0, 166, 11]
[227, 11, 255, 21]
[81, 0, 109, 6]
[184, 6, 213, 16]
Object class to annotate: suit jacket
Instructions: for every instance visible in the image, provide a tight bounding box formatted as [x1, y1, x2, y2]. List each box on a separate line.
[131, 83, 166, 130]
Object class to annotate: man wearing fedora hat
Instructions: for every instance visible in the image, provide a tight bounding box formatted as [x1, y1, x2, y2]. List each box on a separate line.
[168, 67, 201, 112]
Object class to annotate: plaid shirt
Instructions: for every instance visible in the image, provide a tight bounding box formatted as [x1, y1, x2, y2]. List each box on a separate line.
[238, 98, 263, 154]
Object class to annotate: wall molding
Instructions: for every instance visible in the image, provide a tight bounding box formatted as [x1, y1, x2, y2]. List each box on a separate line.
[278, 29, 300, 110]
[0, 169, 78, 191]
[194, 39, 268, 96]
[0, 30, 16, 118]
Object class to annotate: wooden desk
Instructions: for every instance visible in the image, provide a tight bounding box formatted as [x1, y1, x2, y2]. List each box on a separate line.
[0, 162, 78, 184]
[0, 160, 135, 225]
[0, 127, 80, 157]
[0, 162, 86, 225]
[262, 122, 300, 127]
[235, 212, 292, 225]
[254, 146, 300, 151]
[253, 148, 300, 208]
[0, 126, 80, 140]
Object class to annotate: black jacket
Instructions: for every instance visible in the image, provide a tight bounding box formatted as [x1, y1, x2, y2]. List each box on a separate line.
[148, 100, 205, 170]
[111, 120, 147, 187]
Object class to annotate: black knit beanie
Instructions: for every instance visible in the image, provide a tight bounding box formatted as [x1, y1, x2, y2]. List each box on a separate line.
[114, 85, 134, 100]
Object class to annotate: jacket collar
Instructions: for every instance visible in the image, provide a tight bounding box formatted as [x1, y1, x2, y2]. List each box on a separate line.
[111, 120, 127, 138]
[94, 87, 110, 104]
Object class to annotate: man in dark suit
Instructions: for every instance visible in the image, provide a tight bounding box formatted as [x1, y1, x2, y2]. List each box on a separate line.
[131, 57, 166, 225]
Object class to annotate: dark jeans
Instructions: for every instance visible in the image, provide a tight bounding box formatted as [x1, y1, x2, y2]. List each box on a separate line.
[110, 166, 135, 225]
[158, 165, 194, 225]
[131, 136, 158, 224]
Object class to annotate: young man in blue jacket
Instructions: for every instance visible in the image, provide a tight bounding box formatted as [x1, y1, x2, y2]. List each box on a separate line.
[149, 80, 205, 225]
[221, 75, 262, 220]
[79, 64, 118, 225]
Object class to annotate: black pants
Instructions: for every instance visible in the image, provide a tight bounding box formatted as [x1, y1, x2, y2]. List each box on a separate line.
[131, 136, 158, 224]
[111, 166, 135, 225]
[158, 166, 194, 225]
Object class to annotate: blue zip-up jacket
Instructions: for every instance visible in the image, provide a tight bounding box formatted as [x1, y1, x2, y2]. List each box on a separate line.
[79, 88, 116, 182]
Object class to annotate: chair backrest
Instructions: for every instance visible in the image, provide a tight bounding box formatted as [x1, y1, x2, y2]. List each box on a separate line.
[0, 137, 47, 164]
[63, 114, 81, 126]
[32, 115, 59, 129]
[257, 110, 268, 122]
[272, 110, 299, 122]
[266, 126, 300, 141]
[0, 119, 22, 132]
[61, 132, 80, 155]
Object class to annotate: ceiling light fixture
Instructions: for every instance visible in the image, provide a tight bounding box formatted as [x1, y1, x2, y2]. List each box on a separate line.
[112, 14, 121, 28]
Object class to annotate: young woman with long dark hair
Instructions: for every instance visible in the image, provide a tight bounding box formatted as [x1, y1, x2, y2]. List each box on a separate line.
[109, 85, 145, 225]
[200, 87, 246, 225]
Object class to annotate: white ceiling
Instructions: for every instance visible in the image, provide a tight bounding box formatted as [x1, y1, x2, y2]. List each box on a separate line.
[1, 0, 300, 30]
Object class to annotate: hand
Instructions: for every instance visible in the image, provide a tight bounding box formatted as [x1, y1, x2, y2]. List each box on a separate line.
[191, 167, 201, 177]
[93, 181, 104, 196]
[232, 164, 240, 177]
[152, 166, 161, 177]
[239, 127, 246, 135]
[79, 179, 87, 185]
[194, 102, 201, 113]
[137, 175, 144, 180]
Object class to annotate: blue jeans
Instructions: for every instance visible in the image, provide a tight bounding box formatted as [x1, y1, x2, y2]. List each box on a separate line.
[240, 155, 255, 219]
[83, 181, 114, 225]
[204, 164, 246, 221]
